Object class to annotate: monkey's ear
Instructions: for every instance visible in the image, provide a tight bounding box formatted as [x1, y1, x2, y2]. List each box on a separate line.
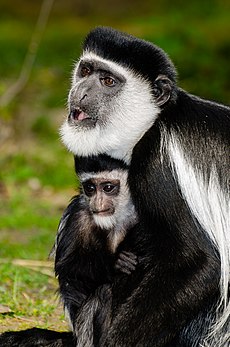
[152, 75, 172, 106]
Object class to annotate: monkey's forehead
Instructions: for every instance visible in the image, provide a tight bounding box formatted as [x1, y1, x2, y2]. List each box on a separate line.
[77, 51, 140, 83]
[79, 169, 128, 184]
[77, 58, 126, 82]
[83, 26, 177, 83]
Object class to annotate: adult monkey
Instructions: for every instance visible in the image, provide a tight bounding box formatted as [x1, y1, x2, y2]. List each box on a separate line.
[60, 27, 230, 346]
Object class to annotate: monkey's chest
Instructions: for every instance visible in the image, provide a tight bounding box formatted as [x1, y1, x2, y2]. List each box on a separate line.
[68, 250, 115, 295]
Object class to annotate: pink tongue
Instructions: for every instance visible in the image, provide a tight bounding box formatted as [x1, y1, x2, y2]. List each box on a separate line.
[78, 111, 88, 120]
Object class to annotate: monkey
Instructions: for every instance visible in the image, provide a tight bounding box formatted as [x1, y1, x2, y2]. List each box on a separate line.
[59, 27, 230, 346]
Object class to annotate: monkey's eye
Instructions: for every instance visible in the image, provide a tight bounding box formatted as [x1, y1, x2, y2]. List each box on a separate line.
[83, 183, 96, 196]
[103, 184, 116, 194]
[80, 66, 91, 77]
[100, 77, 116, 87]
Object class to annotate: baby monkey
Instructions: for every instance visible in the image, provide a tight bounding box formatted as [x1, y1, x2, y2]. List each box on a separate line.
[54, 164, 138, 346]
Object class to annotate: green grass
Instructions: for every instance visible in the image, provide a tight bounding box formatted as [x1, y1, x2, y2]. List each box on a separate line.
[0, 262, 67, 332]
[0, 132, 76, 328]
[0, 137, 77, 259]
[0, 136, 75, 329]
[0, 263, 55, 317]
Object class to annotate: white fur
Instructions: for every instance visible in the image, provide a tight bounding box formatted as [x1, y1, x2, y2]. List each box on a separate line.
[64, 306, 74, 332]
[60, 52, 159, 164]
[93, 213, 117, 230]
[163, 131, 230, 345]
[75, 296, 99, 346]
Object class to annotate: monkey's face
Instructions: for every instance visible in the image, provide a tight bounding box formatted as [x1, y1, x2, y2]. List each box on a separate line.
[80, 169, 133, 230]
[61, 50, 173, 163]
[83, 178, 120, 216]
[67, 58, 126, 131]
[60, 52, 160, 163]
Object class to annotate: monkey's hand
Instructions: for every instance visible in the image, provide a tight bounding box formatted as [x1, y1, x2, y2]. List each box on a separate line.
[115, 251, 138, 275]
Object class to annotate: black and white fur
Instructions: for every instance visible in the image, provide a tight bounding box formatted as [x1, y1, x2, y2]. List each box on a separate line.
[60, 27, 230, 346]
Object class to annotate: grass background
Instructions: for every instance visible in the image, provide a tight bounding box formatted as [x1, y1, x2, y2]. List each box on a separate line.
[0, 0, 230, 332]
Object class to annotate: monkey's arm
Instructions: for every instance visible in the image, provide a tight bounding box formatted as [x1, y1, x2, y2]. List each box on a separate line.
[114, 251, 138, 275]
[55, 195, 95, 302]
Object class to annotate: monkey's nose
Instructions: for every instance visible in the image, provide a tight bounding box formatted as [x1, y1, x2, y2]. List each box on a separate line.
[80, 94, 87, 102]
[79, 93, 88, 108]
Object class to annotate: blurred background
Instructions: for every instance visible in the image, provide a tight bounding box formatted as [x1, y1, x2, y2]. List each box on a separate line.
[0, 0, 230, 332]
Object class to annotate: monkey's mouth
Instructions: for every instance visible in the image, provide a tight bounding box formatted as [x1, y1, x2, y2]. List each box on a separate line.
[68, 108, 97, 126]
[93, 208, 114, 216]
